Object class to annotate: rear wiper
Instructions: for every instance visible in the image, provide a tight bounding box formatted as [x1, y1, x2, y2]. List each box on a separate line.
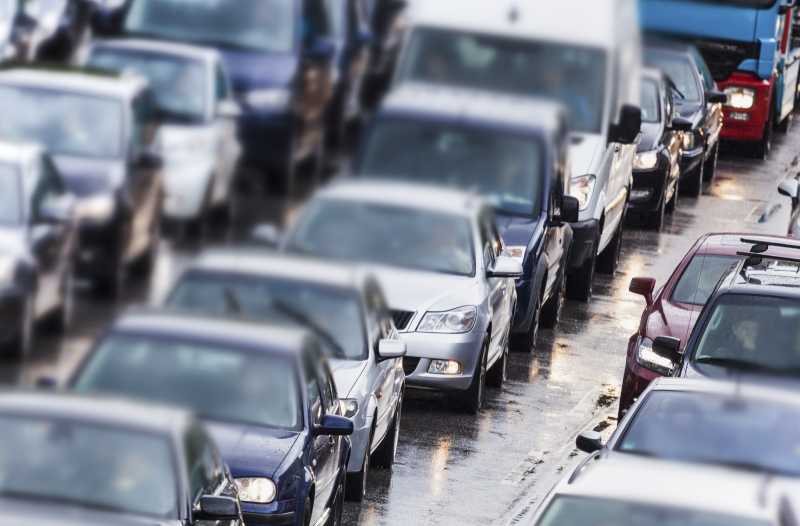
[269, 299, 348, 359]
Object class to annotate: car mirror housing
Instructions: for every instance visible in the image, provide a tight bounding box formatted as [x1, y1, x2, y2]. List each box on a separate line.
[488, 256, 523, 279]
[629, 277, 656, 305]
[576, 430, 603, 453]
[559, 195, 580, 224]
[195, 495, 240, 522]
[670, 117, 693, 132]
[652, 336, 681, 365]
[706, 90, 728, 105]
[377, 339, 406, 360]
[610, 104, 642, 144]
[314, 414, 354, 437]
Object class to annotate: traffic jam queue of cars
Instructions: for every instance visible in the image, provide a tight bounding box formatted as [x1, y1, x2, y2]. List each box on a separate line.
[1, 0, 800, 525]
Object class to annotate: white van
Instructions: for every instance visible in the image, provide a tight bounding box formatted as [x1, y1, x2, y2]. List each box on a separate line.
[392, 0, 642, 301]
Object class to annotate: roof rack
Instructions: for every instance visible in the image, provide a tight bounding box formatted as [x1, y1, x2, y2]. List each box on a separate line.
[735, 252, 800, 265]
[740, 237, 800, 252]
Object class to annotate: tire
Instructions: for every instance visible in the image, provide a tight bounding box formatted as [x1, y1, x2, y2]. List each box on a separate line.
[777, 113, 792, 134]
[460, 338, 488, 414]
[754, 109, 774, 160]
[372, 393, 402, 468]
[512, 292, 540, 352]
[643, 195, 666, 231]
[597, 214, 625, 275]
[327, 475, 345, 526]
[566, 246, 596, 302]
[486, 337, 508, 388]
[302, 496, 313, 526]
[703, 142, 719, 183]
[540, 270, 565, 329]
[345, 425, 372, 502]
[681, 160, 704, 197]
[8, 298, 34, 360]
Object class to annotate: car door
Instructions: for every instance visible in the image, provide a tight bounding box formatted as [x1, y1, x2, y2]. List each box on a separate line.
[212, 61, 241, 204]
[302, 347, 335, 524]
[185, 424, 239, 526]
[479, 208, 506, 363]
[363, 280, 398, 443]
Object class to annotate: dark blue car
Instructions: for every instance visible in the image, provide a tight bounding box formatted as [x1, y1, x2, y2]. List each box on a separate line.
[352, 85, 579, 351]
[121, 0, 338, 195]
[69, 310, 353, 526]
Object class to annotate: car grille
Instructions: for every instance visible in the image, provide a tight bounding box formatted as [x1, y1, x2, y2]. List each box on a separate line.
[392, 310, 415, 331]
[403, 357, 421, 376]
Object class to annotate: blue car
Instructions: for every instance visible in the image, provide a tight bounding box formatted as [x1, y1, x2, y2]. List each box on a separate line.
[69, 310, 353, 526]
[122, 0, 337, 195]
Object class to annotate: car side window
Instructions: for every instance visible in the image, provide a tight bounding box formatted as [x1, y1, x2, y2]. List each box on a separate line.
[317, 361, 338, 414]
[185, 424, 222, 503]
[364, 280, 393, 345]
[303, 349, 323, 424]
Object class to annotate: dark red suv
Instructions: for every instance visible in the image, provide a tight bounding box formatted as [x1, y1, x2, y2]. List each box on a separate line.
[619, 233, 799, 416]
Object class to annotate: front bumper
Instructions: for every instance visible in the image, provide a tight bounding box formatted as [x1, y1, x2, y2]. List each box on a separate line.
[398, 329, 484, 392]
[241, 501, 296, 526]
[567, 218, 600, 270]
[629, 163, 668, 213]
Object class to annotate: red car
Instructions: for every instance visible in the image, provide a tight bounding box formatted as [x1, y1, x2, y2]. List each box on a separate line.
[619, 233, 798, 416]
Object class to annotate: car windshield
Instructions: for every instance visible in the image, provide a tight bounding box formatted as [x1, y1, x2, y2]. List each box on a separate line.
[73, 334, 302, 429]
[617, 390, 800, 476]
[125, 0, 295, 54]
[671, 254, 737, 305]
[693, 294, 800, 377]
[646, 52, 702, 103]
[641, 79, 661, 123]
[0, 414, 177, 518]
[89, 48, 208, 123]
[288, 199, 475, 276]
[537, 496, 769, 526]
[396, 27, 607, 133]
[167, 272, 367, 360]
[0, 86, 124, 159]
[0, 163, 21, 225]
[357, 119, 544, 217]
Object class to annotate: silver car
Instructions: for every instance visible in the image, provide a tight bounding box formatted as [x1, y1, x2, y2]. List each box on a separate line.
[282, 180, 522, 413]
[163, 249, 406, 503]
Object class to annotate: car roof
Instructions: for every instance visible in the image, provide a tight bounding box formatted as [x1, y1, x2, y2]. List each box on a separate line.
[315, 179, 484, 218]
[186, 248, 367, 291]
[409, 0, 626, 48]
[0, 389, 193, 437]
[112, 309, 311, 356]
[0, 141, 42, 165]
[647, 377, 800, 408]
[559, 455, 779, 520]
[693, 233, 800, 258]
[380, 83, 564, 135]
[0, 67, 146, 100]
[91, 38, 218, 64]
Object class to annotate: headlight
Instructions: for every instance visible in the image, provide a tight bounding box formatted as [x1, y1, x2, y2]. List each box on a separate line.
[503, 245, 527, 265]
[633, 150, 659, 170]
[339, 398, 359, 418]
[235, 478, 277, 504]
[244, 89, 291, 109]
[723, 86, 755, 109]
[78, 194, 115, 223]
[428, 360, 462, 375]
[0, 258, 15, 284]
[635, 337, 675, 376]
[417, 306, 477, 334]
[682, 132, 695, 150]
[570, 174, 596, 210]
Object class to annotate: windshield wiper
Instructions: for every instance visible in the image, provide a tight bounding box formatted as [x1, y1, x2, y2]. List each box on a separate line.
[0, 490, 128, 515]
[269, 298, 348, 359]
[693, 356, 774, 372]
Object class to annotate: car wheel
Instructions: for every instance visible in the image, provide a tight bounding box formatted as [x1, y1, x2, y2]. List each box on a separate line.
[643, 195, 666, 231]
[703, 142, 719, 183]
[460, 338, 488, 414]
[754, 109, 774, 160]
[372, 393, 402, 468]
[597, 213, 625, 275]
[681, 160, 704, 197]
[486, 335, 508, 388]
[540, 270, 566, 328]
[777, 113, 792, 134]
[345, 424, 373, 501]
[9, 297, 34, 360]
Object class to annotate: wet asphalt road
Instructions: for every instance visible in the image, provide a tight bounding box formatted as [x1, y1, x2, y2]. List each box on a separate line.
[2, 127, 800, 525]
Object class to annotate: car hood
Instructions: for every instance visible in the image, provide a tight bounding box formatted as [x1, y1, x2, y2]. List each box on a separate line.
[638, 121, 662, 153]
[369, 265, 481, 313]
[645, 299, 701, 349]
[568, 132, 604, 176]
[495, 212, 541, 249]
[0, 498, 179, 526]
[205, 421, 300, 479]
[329, 359, 368, 399]
[221, 49, 298, 93]
[51, 155, 125, 197]
[0, 226, 26, 257]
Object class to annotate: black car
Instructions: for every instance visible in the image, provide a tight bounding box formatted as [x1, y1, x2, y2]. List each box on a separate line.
[0, 390, 245, 525]
[0, 141, 77, 358]
[0, 67, 163, 297]
[651, 236, 800, 384]
[69, 310, 354, 526]
[645, 40, 726, 197]
[629, 68, 689, 230]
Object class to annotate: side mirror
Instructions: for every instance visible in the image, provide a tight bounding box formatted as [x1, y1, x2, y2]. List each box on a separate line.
[135, 149, 163, 170]
[670, 116, 694, 132]
[610, 104, 642, 144]
[38, 194, 74, 224]
[314, 414, 354, 436]
[306, 36, 336, 62]
[250, 223, 283, 248]
[377, 339, 406, 360]
[487, 255, 524, 279]
[195, 495, 240, 522]
[576, 430, 603, 453]
[706, 90, 728, 105]
[652, 336, 681, 365]
[558, 195, 580, 224]
[629, 277, 656, 306]
[778, 178, 799, 200]
[217, 99, 242, 120]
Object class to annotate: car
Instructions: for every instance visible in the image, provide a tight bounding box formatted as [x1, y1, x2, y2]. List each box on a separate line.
[0, 141, 78, 358]
[620, 233, 800, 416]
[577, 377, 800, 481]
[353, 85, 578, 349]
[529, 446, 797, 525]
[0, 67, 163, 297]
[644, 39, 726, 196]
[278, 180, 522, 413]
[390, 0, 643, 301]
[647, 236, 800, 385]
[629, 68, 688, 230]
[0, 390, 245, 525]
[69, 310, 353, 526]
[164, 249, 406, 503]
[87, 39, 243, 231]
[122, 0, 337, 195]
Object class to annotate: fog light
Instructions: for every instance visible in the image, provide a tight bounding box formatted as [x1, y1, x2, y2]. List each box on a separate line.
[729, 112, 750, 122]
[428, 360, 462, 375]
[630, 189, 652, 202]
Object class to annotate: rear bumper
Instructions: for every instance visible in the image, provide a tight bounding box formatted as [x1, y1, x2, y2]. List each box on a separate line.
[567, 218, 599, 270]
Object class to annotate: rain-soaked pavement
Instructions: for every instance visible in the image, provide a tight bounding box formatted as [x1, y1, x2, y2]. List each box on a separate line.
[2, 128, 800, 525]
